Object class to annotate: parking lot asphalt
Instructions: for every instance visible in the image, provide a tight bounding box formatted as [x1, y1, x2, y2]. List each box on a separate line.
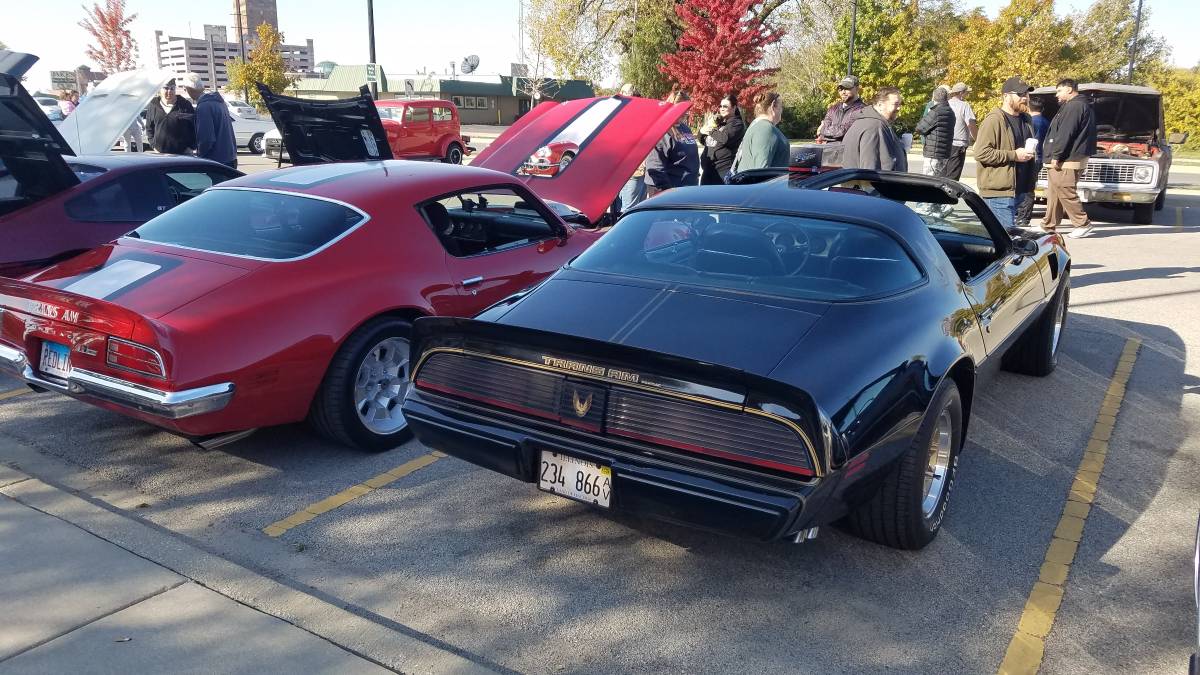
[2, 175, 1197, 673]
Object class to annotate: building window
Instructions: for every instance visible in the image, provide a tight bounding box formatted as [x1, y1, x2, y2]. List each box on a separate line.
[451, 96, 464, 107]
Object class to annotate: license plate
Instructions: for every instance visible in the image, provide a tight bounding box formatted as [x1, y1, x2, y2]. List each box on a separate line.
[538, 451, 612, 508]
[39, 341, 72, 379]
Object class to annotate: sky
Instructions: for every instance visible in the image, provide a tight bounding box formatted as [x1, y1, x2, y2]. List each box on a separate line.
[5, 0, 1198, 93]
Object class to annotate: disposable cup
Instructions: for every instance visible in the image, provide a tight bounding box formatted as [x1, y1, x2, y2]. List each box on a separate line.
[902, 133, 913, 151]
[1025, 137, 1038, 153]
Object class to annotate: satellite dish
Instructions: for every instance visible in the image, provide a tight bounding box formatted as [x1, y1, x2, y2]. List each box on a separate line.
[461, 55, 480, 75]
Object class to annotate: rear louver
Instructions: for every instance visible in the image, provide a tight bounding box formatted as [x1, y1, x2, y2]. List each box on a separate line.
[414, 351, 814, 476]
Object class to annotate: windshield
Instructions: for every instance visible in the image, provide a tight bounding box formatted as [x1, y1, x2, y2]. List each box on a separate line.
[132, 189, 366, 260]
[571, 208, 922, 301]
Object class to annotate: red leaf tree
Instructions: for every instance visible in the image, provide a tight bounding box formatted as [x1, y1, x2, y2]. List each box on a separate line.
[658, 0, 784, 114]
[79, 0, 139, 73]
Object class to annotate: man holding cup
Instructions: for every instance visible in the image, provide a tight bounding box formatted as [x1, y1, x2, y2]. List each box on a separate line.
[973, 77, 1037, 228]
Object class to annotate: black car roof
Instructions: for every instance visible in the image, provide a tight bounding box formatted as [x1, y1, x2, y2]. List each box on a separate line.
[628, 175, 935, 244]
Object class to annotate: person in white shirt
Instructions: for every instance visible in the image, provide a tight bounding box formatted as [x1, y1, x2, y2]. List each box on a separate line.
[945, 82, 977, 181]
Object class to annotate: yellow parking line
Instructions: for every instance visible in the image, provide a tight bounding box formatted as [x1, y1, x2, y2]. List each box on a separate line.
[0, 388, 30, 402]
[998, 338, 1141, 675]
[1176, 206, 1184, 232]
[262, 451, 447, 538]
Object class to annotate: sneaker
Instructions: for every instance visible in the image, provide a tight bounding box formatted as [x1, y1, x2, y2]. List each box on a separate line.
[1067, 224, 1094, 239]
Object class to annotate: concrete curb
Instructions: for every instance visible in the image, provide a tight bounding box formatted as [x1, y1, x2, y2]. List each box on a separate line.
[0, 450, 498, 674]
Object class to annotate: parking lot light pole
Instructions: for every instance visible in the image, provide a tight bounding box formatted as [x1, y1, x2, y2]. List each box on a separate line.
[1127, 0, 1144, 85]
[848, 0, 858, 76]
[367, 0, 378, 99]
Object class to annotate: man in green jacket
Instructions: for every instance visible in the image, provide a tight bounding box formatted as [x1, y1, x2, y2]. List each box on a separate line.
[973, 77, 1037, 228]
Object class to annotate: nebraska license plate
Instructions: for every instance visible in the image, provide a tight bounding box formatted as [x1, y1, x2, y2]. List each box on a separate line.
[538, 451, 612, 508]
[39, 341, 72, 379]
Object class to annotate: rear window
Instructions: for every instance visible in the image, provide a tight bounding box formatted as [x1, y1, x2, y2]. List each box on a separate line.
[571, 209, 922, 301]
[131, 189, 365, 260]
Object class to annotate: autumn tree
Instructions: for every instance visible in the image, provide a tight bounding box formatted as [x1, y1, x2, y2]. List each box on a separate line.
[524, 0, 629, 83]
[821, 0, 939, 132]
[79, 0, 138, 73]
[660, 0, 784, 115]
[1153, 66, 1200, 150]
[226, 23, 294, 111]
[947, 0, 1072, 115]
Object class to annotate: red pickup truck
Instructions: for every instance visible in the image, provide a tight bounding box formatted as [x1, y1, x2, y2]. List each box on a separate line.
[262, 90, 474, 165]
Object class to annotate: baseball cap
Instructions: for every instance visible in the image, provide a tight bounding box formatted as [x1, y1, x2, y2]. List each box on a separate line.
[837, 75, 859, 90]
[1002, 76, 1033, 95]
[950, 82, 969, 94]
[177, 72, 206, 91]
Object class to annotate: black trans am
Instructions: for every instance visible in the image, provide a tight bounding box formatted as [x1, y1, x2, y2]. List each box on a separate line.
[401, 169, 1071, 549]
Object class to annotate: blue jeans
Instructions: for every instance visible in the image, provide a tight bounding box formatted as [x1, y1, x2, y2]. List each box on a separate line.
[615, 175, 647, 214]
[985, 196, 1015, 228]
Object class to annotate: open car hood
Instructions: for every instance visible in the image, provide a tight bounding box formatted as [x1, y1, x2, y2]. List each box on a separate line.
[56, 68, 175, 155]
[1030, 84, 1162, 141]
[0, 50, 79, 206]
[257, 84, 393, 165]
[472, 96, 691, 224]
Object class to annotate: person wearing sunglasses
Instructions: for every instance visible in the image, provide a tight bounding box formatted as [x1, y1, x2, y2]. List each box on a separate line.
[144, 78, 197, 155]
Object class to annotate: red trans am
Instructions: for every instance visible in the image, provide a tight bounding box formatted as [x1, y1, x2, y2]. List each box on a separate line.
[521, 141, 578, 177]
[0, 95, 689, 450]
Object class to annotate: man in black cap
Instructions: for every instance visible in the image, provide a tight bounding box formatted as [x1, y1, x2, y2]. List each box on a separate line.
[973, 76, 1036, 228]
[816, 75, 866, 143]
[144, 78, 196, 155]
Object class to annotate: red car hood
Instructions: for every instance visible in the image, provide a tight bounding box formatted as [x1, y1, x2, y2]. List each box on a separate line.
[473, 96, 691, 224]
[21, 240, 260, 320]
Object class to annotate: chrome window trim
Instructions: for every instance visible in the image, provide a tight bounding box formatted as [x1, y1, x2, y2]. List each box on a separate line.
[127, 186, 372, 263]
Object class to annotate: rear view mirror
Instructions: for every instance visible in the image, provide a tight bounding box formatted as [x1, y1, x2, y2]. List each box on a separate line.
[1169, 132, 1190, 145]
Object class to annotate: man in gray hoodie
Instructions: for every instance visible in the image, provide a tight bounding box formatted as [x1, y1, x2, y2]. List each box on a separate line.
[842, 87, 908, 172]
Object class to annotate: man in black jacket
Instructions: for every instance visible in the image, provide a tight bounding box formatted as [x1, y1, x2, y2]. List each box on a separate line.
[914, 86, 955, 177]
[1041, 78, 1098, 237]
[144, 79, 196, 155]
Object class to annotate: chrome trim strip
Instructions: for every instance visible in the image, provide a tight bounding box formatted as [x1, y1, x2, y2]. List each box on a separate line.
[128, 186, 372, 264]
[0, 345, 232, 419]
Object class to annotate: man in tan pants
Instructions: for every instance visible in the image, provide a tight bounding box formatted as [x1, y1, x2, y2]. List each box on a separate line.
[1040, 79, 1097, 238]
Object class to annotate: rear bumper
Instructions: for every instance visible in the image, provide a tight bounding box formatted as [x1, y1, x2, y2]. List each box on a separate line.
[0, 343, 233, 419]
[402, 393, 818, 541]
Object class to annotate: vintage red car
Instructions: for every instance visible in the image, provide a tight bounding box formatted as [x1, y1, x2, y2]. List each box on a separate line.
[0, 51, 242, 278]
[521, 140, 578, 177]
[0, 95, 690, 450]
[260, 87, 475, 165]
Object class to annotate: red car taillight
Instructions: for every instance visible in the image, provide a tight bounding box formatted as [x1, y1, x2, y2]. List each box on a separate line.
[106, 338, 166, 379]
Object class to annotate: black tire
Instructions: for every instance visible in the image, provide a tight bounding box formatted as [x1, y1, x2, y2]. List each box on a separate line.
[249, 133, 265, 155]
[1002, 274, 1070, 377]
[1133, 202, 1154, 224]
[845, 381, 963, 550]
[1154, 188, 1166, 211]
[309, 317, 413, 451]
[444, 143, 463, 164]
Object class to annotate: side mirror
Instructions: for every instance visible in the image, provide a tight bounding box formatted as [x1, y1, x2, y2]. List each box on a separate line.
[1011, 238, 1039, 259]
[1169, 131, 1190, 145]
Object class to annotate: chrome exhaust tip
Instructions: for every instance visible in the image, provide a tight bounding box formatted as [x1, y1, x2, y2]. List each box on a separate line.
[792, 527, 819, 544]
[191, 429, 257, 451]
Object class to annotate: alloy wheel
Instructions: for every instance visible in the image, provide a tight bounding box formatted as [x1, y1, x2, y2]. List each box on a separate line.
[1051, 289, 1067, 356]
[922, 409, 954, 518]
[353, 337, 410, 435]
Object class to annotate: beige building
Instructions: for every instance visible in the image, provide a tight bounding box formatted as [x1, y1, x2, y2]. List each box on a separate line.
[154, 27, 315, 89]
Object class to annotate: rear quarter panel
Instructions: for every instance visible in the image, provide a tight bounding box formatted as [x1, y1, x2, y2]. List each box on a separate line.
[158, 208, 453, 431]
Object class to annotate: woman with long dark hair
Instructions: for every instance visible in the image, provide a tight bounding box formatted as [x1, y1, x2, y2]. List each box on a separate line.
[699, 93, 745, 184]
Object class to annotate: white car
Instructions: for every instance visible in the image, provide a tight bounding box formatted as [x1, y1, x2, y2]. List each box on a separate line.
[231, 115, 275, 154]
[33, 95, 64, 121]
[225, 98, 259, 120]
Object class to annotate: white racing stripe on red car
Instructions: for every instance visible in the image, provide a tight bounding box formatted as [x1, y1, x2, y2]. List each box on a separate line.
[62, 259, 162, 300]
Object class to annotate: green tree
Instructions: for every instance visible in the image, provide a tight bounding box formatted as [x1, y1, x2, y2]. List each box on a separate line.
[524, 0, 627, 83]
[822, 0, 939, 132]
[1153, 66, 1200, 150]
[1069, 0, 1169, 84]
[772, 0, 850, 137]
[226, 22, 294, 111]
[616, 0, 681, 98]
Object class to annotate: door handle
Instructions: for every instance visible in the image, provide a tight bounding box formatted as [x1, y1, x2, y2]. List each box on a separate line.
[462, 276, 484, 287]
[978, 304, 1000, 330]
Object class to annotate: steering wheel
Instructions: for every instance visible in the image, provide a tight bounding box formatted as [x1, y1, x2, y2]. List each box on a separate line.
[763, 222, 812, 274]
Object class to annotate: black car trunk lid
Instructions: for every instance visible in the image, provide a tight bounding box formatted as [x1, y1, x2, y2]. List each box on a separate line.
[256, 83, 394, 165]
[0, 50, 79, 216]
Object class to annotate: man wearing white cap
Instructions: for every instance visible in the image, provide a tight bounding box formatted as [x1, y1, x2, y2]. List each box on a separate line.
[179, 72, 237, 169]
[945, 82, 976, 181]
